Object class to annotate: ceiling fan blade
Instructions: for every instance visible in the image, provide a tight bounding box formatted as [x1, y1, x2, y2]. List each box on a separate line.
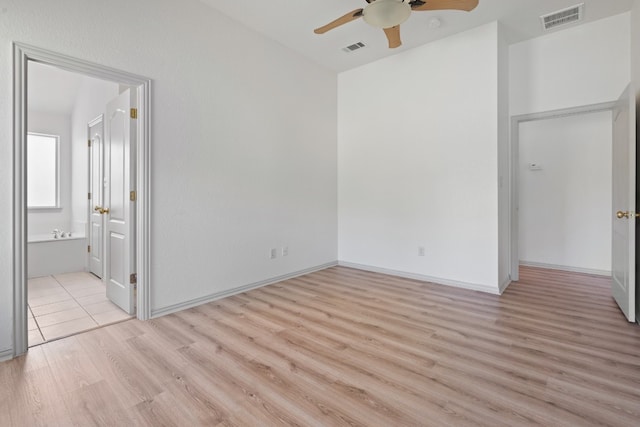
[314, 9, 364, 34]
[383, 26, 402, 49]
[410, 0, 479, 12]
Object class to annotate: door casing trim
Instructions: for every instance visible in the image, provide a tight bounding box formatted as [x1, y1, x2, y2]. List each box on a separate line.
[87, 114, 105, 279]
[12, 42, 152, 357]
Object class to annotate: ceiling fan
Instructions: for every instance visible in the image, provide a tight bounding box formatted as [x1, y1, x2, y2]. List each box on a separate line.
[314, 0, 479, 49]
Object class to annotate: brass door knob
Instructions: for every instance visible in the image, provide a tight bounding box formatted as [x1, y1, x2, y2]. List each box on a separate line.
[616, 211, 640, 219]
[94, 206, 110, 215]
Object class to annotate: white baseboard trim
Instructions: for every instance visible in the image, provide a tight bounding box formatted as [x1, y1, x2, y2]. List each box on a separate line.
[499, 277, 512, 294]
[338, 261, 501, 295]
[0, 348, 14, 362]
[519, 261, 611, 277]
[151, 261, 338, 318]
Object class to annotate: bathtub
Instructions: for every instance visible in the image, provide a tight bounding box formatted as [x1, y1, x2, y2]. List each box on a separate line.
[28, 234, 87, 278]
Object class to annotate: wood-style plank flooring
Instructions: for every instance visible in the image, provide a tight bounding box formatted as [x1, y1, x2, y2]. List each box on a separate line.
[1, 266, 639, 426]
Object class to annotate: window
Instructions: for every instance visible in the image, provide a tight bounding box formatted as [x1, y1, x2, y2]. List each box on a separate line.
[27, 133, 59, 209]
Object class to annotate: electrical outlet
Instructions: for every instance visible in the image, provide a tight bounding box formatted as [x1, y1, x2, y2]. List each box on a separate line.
[418, 246, 426, 256]
[282, 246, 288, 257]
[270, 248, 277, 259]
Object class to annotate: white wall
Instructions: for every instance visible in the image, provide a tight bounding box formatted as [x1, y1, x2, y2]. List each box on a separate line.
[26, 111, 72, 235]
[510, 11, 631, 282]
[632, 0, 640, 321]
[0, 0, 337, 356]
[338, 22, 502, 293]
[510, 13, 631, 116]
[634, 2, 640, 95]
[518, 111, 612, 273]
[497, 23, 510, 291]
[70, 76, 120, 235]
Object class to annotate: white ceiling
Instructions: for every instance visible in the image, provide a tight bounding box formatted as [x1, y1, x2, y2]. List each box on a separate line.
[25, 0, 635, 112]
[200, 0, 634, 72]
[28, 61, 84, 115]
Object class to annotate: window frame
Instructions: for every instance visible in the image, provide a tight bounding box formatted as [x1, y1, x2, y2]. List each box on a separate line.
[26, 132, 61, 210]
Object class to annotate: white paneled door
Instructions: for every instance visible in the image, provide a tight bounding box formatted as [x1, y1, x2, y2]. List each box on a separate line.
[103, 89, 136, 315]
[611, 84, 636, 322]
[88, 116, 104, 278]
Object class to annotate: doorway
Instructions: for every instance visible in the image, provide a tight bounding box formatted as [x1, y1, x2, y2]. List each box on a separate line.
[510, 91, 637, 323]
[517, 110, 612, 276]
[12, 43, 151, 357]
[510, 101, 617, 282]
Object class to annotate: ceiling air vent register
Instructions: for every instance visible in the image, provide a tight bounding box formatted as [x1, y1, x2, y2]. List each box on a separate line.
[540, 3, 584, 31]
[342, 42, 366, 53]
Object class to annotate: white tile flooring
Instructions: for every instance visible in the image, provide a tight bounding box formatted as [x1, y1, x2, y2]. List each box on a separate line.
[28, 272, 133, 346]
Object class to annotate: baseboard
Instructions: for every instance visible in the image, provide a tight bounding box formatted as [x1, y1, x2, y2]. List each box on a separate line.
[338, 261, 501, 295]
[0, 348, 13, 362]
[151, 261, 338, 318]
[499, 276, 512, 294]
[519, 261, 611, 277]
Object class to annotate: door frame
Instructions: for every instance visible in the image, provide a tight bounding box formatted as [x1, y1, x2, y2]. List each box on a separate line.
[12, 42, 152, 357]
[510, 101, 617, 282]
[88, 114, 105, 279]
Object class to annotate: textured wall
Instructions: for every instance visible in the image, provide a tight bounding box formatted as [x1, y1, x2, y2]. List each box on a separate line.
[510, 13, 631, 115]
[0, 0, 337, 356]
[338, 23, 501, 292]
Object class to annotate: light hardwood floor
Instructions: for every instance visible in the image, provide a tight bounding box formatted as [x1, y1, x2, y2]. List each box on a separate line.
[1, 266, 639, 426]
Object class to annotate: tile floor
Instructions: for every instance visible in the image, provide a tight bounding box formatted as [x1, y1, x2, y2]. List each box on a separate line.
[28, 272, 133, 346]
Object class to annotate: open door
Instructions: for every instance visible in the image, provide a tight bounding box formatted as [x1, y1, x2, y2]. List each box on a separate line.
[103, 89, 136, 315]
[88, 116, 104, 278]
[612, 84, 636, 322]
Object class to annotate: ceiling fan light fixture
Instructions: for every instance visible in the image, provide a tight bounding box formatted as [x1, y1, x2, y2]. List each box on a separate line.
[363, 0, 411, 29]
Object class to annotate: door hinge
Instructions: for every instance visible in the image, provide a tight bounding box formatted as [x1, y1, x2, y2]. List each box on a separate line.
[88, 139, 91, 147]
[88, 192, 92, 200]
[87, 245, 91, 253]
[130, 190, 137, 202]
[130, 273, 137, 284]
[130, 108, 138, 119]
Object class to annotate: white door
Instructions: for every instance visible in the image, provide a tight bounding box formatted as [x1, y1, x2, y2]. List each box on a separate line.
[88, 116, 104, 278]
[611, 84, 636, 322]
[104, 89, 136, 314]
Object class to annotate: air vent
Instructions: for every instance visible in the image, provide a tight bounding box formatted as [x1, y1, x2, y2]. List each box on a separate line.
[342, 42, 365, 53]
[540, 3, 584, 31]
